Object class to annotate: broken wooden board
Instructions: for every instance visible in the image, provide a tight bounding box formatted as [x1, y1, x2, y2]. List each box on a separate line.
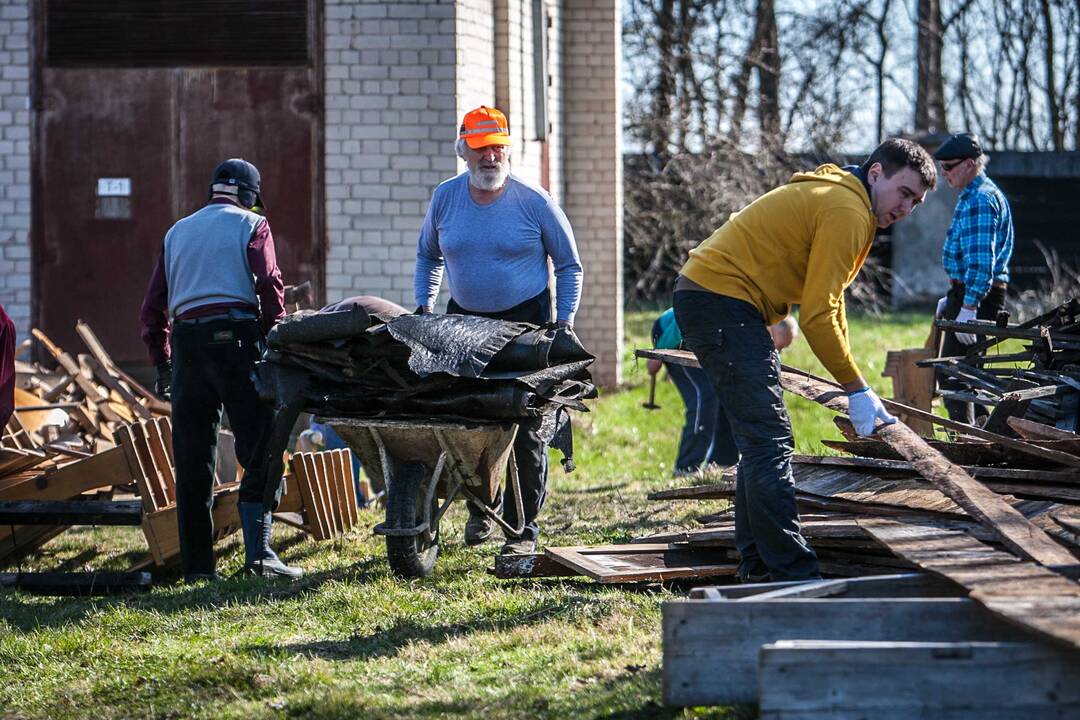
[780, 367, 1078, 566]
[490, 552, 582, 579]
[1009, 416, 1079, 441]
[756, 640, 1080, 719]
[636, 515, 1001, 547]
[793, 452, 1080, 486]
[75, 320, 170, 415]
[662, 596, 1031, 707]
[0, 499, 142, 526]
[0, 571, 152, 596]
[544, 544, 736, 583]
[860, 518, 1080, 651]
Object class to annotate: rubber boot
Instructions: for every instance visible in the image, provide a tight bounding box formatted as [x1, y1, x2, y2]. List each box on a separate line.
[239, 502, 304, 579]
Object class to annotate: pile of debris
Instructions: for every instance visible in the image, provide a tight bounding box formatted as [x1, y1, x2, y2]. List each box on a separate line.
[1, 321, 368, 594]
[932, 297, 1080, 432]
[613, 348, 1080, 714]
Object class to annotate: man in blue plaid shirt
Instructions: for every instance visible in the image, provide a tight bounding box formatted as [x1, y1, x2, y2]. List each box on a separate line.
[933, 132, 1015, 423]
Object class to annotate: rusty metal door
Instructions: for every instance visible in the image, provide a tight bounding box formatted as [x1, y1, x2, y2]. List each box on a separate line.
[33, 1, 322, 365]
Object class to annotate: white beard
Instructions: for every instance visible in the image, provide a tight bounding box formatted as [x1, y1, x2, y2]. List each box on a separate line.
[469, 164, 510, 192]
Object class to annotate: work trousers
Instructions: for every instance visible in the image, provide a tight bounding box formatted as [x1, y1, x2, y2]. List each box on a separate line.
[939, 283, 1007, 424]
[447, 290, 550, 542]
[673, 290, 819, 581]
[171, 318, 275, 575]
[666, 362, 739, 473]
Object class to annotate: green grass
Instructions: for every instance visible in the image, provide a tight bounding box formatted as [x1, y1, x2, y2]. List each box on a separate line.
[0, 310, 933, 719]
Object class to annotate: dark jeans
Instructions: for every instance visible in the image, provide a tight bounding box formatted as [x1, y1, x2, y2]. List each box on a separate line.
[673, 290, 819, 581]
[666, 362, 739, 473]
[939, 283, 1007, 423]
[447, 290, 550, 542]
[171, 318, 276, 575]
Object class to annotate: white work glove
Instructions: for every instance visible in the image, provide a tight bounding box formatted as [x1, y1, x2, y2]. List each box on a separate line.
[954, 305, 978, 345]
[935, 296, 948, 318]
[847, 387, 897, 437]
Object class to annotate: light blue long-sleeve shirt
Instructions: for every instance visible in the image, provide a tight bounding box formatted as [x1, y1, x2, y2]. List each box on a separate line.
[414, 172, 584, 324]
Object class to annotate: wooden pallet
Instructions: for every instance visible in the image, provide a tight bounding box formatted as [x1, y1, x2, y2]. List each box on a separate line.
[282, 449, 359, 540]
[115, 417, 240, 566]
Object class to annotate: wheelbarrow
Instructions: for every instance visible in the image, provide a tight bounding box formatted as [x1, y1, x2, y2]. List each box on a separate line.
[326, 417, 524, 578]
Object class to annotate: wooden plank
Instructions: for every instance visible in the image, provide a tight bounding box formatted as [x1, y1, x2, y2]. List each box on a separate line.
[32, 329, 126, 425]
[141, 485, 241, 566]
[545, 544, 737, 583]
[757, 640, 1080, 719]
[662, 597, 1030, 707]
[793, 452, 1080, 485]
[1009, 416, 1079, 441]
[82, 356, 151, 420]
[881, 347, 936, 435]
[780, 367, 1078, 565]
[0, 447, 49, 477]
[337, 449, 359, 529]
[142, 420, 175, 504]
[293, 453, 328, 540]
[0, 571, 152, 596]
[117, 424, 167, 512]
[491, 553, 582, 579]
[316, 451, 341, 538]
[736, 572, 960, 600]
[648, 484, 731, 501]
[0, 499, 143, 525]
[860, 518, 1080, 651]
[75, 320, 170, 414]
[0, 447, 130, 501]
[129, 422, 171, 510]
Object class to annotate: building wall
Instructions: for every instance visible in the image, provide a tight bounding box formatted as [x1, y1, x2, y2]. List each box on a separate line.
[323, 0, 459, 310]
[0, 0, 31, 339]
[324, 0, 621, 386]
[561, 0, 622, 386]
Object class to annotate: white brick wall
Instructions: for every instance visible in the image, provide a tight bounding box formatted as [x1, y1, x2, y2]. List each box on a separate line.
[0, 0, 30, 340]
[324, 0, 459, 309]
[325, 0, 621, 385]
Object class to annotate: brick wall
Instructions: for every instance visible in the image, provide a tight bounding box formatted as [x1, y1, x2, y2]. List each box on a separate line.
[323, 0, 459, 311]
[0, 0, 30, 339]
[561, 0, 623, 387]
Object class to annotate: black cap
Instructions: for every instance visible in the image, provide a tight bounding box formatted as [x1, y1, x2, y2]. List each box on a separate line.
[209, 158, 265, 210]
[933, 133, 983, 161]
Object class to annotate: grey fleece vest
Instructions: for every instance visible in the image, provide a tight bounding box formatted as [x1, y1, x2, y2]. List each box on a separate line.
[164, 203, 262, 318]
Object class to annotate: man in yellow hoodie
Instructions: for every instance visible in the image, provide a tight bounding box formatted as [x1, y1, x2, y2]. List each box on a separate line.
[673, 138, 936, 582]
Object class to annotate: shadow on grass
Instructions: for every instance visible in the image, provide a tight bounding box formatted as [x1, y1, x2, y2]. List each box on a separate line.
[262, 592, 605, 663]
[0, 550, 388, 633]
[273, 665, 744, 719]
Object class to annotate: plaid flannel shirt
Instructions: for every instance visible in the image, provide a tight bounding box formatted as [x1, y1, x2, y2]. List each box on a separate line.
[942, 174, 1014, 307]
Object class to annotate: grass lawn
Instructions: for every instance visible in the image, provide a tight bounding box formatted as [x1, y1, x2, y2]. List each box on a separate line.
[0, 310, 934, 720]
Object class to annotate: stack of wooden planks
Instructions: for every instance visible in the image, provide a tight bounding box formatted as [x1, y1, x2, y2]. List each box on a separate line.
[0, 321, 367, 593]
[931, 297, 1080, 433]
[631, 348, 1080, 714]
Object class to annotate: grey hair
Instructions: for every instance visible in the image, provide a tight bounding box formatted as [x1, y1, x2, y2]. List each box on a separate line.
[455, 137, 512, 161]
[974, 154, 989, 174]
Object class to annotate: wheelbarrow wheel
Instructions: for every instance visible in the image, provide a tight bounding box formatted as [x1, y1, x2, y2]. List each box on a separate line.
[385, 460, 439, 578]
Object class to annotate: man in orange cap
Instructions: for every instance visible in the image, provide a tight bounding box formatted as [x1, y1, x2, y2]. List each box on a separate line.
[414, 105, 583, 555]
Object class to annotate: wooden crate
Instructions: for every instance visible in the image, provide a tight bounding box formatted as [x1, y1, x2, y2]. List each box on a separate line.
[115, 417, 240, 567]
[284, 449, 359, 541]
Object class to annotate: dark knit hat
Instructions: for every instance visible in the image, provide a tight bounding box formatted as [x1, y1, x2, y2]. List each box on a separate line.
[933, 133, 983, 161]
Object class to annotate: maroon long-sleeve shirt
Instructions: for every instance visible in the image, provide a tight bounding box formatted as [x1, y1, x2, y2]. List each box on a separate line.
[139, 198, 285, 366]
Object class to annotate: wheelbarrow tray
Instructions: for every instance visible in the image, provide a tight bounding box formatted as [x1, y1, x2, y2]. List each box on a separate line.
[324, 417, 517, 506]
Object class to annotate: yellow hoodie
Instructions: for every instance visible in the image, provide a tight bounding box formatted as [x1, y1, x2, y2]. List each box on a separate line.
[680, 164, 875, 385]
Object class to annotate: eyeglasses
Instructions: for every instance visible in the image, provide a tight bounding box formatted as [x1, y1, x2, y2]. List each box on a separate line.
[940, 160, 966, 171]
